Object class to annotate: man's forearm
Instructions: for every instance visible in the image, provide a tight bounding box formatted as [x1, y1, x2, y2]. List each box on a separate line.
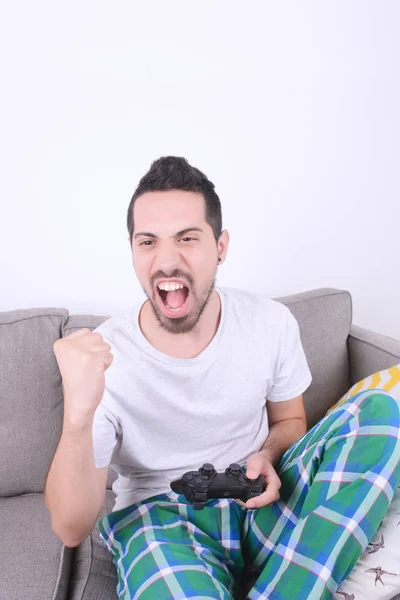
[259, 418, 307, 466]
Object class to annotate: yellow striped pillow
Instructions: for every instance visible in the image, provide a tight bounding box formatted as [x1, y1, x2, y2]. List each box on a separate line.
[327, 363, 400, 414]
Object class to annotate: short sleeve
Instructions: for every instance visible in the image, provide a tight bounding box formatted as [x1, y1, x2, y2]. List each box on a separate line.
[92, 397, 121, 468]
[267, 309, 312, 402]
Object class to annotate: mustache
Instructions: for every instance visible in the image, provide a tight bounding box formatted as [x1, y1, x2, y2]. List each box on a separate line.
[150, 270, 194, 288]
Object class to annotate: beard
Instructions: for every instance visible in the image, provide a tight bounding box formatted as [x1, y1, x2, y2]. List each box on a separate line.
[142, 269, 217, 335]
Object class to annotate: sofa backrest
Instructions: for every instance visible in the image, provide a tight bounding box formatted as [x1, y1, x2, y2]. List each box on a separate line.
[0, 308, 69, 497]
[275, 288, 352, 426]
[0, 287, 352, 496]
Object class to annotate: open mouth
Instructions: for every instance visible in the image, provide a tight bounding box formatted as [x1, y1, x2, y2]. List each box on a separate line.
[156, 284, 191, 317]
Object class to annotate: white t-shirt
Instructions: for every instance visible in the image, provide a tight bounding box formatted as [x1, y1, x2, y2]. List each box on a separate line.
[92, 286, 312, 511]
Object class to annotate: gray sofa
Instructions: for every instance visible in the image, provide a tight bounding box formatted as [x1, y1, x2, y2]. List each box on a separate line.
[1, 287, 400, 600]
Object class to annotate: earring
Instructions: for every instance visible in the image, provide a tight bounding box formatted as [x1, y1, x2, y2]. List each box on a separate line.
[218, 257, 222, 262]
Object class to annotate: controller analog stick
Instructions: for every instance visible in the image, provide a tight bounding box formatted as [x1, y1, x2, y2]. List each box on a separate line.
[227, 463, 242, 476]
[200, 463, 215, 475]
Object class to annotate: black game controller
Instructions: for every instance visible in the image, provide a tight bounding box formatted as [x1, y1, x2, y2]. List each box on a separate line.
[170, 463, 266, 509]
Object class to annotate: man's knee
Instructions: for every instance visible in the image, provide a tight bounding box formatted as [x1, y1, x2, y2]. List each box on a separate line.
[358, 390, 400, 421]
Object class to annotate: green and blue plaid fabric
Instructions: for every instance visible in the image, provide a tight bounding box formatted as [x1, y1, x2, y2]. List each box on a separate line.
[98, 390, 400, 599]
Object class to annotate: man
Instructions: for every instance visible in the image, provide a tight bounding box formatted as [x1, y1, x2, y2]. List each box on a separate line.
[45, 157, 400, 600]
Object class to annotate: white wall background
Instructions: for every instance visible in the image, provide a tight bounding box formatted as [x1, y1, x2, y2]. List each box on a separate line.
[1, 1, 399, 339]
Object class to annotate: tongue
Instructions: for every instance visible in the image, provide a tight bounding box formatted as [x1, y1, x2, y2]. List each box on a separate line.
[166, 288, 187, 309]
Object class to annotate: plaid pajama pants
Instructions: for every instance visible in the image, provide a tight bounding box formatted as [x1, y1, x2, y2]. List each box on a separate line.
[98, 390, 400, 600]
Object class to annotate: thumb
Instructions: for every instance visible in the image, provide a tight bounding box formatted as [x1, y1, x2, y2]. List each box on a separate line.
[246, 454, 263, 480]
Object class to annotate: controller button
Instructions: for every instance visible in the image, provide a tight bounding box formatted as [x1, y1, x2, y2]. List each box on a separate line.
[248, 491, 260, 498]
[201, 475, 209, 480]
[195, 478, 203, 484]
[186, 475, 193, 480]
[194, 492, 208, 502]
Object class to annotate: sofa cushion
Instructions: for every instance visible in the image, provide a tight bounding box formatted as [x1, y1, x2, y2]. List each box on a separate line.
[68, 490, 118, 600]
[349, 324, 400, 385]
[327, 363, 400, 414]
[275, 288, 352, 426]
[0, 493, 72, 600]
[0, 308, 68, 495]
[334, 484, 400, 600]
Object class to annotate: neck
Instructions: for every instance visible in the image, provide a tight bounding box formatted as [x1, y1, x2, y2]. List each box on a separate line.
[139, 288, 221, 359]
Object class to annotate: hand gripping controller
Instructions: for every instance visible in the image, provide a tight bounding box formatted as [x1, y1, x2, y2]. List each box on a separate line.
[170, 463, 266, 510]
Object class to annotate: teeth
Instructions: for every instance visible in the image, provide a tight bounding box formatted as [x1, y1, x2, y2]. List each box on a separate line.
[158, 282, 185, 292]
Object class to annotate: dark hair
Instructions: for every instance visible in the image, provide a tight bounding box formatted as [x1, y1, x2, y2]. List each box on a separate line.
[127, 156, 222, 244]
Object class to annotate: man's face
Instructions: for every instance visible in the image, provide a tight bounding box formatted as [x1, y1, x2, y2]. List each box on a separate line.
[131, 190, 227, 334]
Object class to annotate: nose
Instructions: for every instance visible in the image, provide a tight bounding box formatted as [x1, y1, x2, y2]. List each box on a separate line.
[153, 240, 184, 274]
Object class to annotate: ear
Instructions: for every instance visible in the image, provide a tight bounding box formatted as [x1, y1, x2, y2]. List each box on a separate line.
[217, 230, 229, 264]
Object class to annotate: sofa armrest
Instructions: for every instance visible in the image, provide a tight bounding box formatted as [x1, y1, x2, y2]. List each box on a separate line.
[348, 325, 400, 385]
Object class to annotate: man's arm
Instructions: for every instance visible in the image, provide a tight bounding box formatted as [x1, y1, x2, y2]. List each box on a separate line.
[259, 394, 307, 466]
[45, 413, 109, 547]
[244, 394, 307, 509]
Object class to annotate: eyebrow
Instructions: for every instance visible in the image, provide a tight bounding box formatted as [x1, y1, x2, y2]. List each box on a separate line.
[134, 227, 204, 240]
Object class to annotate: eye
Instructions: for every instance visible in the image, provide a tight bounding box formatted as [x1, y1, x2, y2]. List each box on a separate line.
[139, 240, 154, 246]
[180, 237, 196, 242]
